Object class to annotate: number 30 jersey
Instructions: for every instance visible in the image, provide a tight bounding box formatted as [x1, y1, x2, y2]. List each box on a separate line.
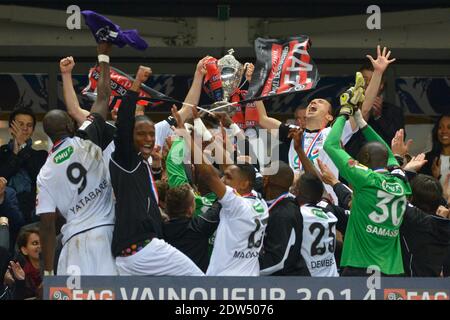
[36, 134, 115, 246]
[300, 202, 339, 277]
[206, 186, 269, 276]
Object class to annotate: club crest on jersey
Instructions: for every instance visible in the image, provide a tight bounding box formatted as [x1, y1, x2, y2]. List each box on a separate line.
[311, 208, 328, 220]
[252, 202, 265, 215]
[381, 180, 404, 195]
[53, 146, 74, 164]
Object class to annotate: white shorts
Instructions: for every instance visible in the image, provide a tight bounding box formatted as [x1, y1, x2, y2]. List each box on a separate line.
[57, 225, 118, 275]
[115, 238, 204, 276]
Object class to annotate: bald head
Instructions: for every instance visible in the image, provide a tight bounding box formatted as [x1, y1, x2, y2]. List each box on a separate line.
[357, 141, 388, 169]
[43, 110, 75, 142]
[263, 161, 294, 198]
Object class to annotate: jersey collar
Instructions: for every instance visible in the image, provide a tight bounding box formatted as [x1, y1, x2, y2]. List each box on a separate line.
[304, 128, 321, 133]
[50, 137, 69, 154]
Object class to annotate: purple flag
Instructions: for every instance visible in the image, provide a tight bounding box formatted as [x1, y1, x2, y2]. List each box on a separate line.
[81, 10, 148, 51]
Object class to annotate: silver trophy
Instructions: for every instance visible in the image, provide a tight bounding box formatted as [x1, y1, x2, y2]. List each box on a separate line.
[213, 49, 245, 115]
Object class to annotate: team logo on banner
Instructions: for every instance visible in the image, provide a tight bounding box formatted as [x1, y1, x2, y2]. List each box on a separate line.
[82, 66, 177, 110]
[246, 36, 320, 101]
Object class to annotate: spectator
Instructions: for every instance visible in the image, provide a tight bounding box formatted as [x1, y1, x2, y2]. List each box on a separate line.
[0, 108, 47, 223]
[0, 178, 24, 253]
[16, 228, 42, 299]
[401, 174, 450, 277]
[0, 215, 11, 292]
[419, 114, 450, 188]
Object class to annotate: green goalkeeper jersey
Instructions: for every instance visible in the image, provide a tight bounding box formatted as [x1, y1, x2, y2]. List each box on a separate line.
[324, 116, 411, 275]
[166, 138, 217, 216]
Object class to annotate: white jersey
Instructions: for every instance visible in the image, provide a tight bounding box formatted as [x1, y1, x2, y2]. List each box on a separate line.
[207, 186, 269, 276]
[155, 119, 174, 148]
[36, 137, 115, 245]
[300, 201, 339, 277]
[288, 121, 356, 204]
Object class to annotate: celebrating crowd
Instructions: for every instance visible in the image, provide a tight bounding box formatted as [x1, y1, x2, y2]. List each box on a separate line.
[1, 38, 449, 300]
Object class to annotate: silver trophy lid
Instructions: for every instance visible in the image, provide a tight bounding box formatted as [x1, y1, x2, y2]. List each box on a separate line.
[217, 48, 244, 102]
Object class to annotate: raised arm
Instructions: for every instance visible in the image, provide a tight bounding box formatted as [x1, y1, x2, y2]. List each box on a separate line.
[255, 100, 282, 130]
[323, 114, 371, 187]
[179, 56, 210, 122]
[192, 133, 227, 199]
[166, 105, 191, 188]
[360, 45, 396, 121]
[289, 127, 321, 178]
[60, 57, 89, 126]
[90, 42, 112, 120]
[113, 66, 151, 170]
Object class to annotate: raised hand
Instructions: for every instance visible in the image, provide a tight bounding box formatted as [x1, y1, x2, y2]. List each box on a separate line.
[196, 56, 211, 75]
[288, 127, 304, 153]
[431, 157, 441, 179]
[366, 45, 396, 74]
[9, 120, 27, 154]
[150, 145, 162, 169]
[403, 153, 428, 172]
[171, 104, 184, 129]
[135, 66, 152, 83]
[60, 56, 75, 74]
[9, 261, 25, 281]
[391, 129, 413, 156]
[317, 159, 340, 186]
[244, 63, 255, 82]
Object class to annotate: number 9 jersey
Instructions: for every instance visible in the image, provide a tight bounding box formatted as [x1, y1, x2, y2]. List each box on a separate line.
[36, 116, 115, 247]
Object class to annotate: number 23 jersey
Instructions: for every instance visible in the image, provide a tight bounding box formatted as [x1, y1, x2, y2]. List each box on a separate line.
[206, 186, 269, 276]
[36, 136, 115, 245]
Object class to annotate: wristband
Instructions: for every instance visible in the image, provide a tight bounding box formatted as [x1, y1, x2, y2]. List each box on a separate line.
[98, 54, 110, 64]
[44, 270, 54, 276]
[230, 123, 241, 137]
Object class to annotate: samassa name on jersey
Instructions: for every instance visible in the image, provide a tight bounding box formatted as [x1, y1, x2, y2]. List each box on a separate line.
[53, 146, 74, 164]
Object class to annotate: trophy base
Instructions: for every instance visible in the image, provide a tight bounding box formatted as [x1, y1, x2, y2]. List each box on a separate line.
[211, 101, 237, 117]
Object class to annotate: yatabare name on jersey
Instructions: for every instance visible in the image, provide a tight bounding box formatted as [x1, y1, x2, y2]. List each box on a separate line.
[36, 137, 115, 239]
[300, 202, 339, 277]
[206, 187, 269, 276]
